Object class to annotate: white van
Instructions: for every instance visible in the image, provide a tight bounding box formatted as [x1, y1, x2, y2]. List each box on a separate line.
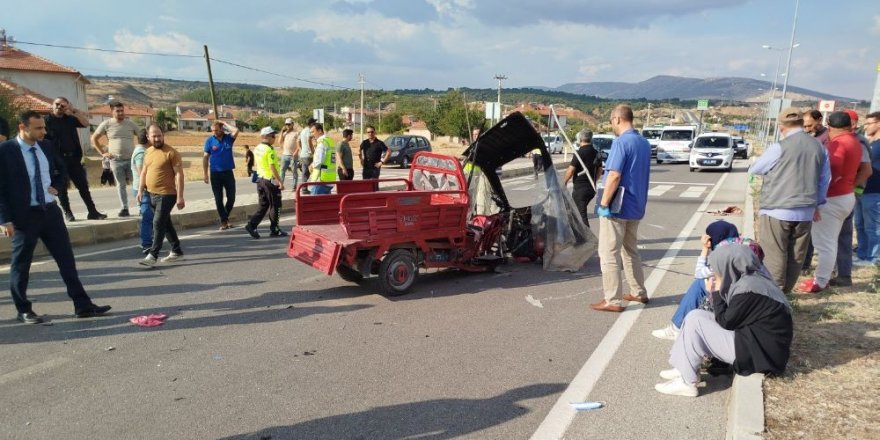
[542, 133, 564, 154]
[641, 126, 663, 158]
[656, 125, 697, 164]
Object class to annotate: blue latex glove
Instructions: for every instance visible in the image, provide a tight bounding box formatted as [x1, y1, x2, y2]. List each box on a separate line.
[596, 205, 612, 218]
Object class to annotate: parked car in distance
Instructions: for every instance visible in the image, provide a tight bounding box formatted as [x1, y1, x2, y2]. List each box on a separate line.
[731, 135, 748, 159]
[542, 133, 564, 154]
[385, 135, 432, 168]
[642, 126, 663, 158]
[689, 132, 735, 172]
[656, 125, 697, 164]
[593, 134, 616, 162]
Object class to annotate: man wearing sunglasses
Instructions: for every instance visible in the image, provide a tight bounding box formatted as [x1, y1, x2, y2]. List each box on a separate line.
[359, 125, 390, 180]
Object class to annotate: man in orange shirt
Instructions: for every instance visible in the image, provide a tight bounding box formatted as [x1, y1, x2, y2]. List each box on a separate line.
[137, 124, 186, 266]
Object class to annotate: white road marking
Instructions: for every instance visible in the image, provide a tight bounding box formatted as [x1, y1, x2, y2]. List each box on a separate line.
[647, 185, 673, 196]
[530, 172, 729, 440]
[0, 357, 70, 386]
[525, 295, 544, 308]
[0, 214, 299, 273]
[680, 186, 707, 198]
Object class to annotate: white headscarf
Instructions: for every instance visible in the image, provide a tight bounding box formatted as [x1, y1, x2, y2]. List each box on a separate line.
[708, 244, 791, 312]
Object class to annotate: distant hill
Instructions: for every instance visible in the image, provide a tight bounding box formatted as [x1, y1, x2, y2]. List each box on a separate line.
[557, 75, 856, 102]
[86, 76, 270, 108]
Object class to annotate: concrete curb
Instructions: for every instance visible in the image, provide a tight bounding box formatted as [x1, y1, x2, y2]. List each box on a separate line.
[726, 164, 766, 440]
[0, 161, 567, 263]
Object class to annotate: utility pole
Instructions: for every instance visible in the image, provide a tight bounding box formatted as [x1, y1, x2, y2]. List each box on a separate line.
[203, 45, 219, 123]
[494, 74, 507, 125]
[645, 103, 652, 127]
[359, 74, 365, 141]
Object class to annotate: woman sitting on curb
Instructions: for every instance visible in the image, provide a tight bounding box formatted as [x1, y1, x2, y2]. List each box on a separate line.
[652, 220, 740, 340]
[655, 244, 793, 397]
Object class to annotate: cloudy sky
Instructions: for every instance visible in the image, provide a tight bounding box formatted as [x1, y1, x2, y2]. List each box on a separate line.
[9, 0, 880, 100]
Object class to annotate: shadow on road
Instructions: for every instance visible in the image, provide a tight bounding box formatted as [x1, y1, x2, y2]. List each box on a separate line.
[218, 383, 566, 440]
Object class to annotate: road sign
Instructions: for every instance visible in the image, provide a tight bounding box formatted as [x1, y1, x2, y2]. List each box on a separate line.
[313, 108, 325, 123]
[697, 99, 709, 111]
[768, 98, 792, 117]
[818, 100, 835, 112]
[485, 102, 500, 120]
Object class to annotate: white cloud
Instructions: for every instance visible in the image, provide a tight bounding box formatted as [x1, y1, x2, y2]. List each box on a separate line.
[873, 15, 880, 35]
[93, 28, 199, 69]
[286, 11, 420, 61]
[158, 15, 179, 23]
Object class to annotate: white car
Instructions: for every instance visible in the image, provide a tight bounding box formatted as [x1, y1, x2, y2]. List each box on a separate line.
[641, 127, 663, 158]
[542, 134, 564, 154]
[656, 125, 697, 164]
[689, 133, 735, 172]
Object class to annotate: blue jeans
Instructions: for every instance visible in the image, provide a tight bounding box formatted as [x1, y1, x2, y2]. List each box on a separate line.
[858, 193, 880, 261]
[134, 190, 154, 248]
[312, 184, 332, 195]
[671, 278, 708, 329]
[281, 155, 299, 190]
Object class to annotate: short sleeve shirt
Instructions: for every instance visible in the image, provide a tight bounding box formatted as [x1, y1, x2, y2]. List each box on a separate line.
[254, 143, 280, 179]
[95, 118, 139, 159]
[298, 127, 312, 158]
[144, 144, 182, 195]
[131, 144, 146, 189]
[44, 114, 85, 155]
[203, 133, 236, 172]
[360, 138, 388, 169]
[336, 140, 354, 169]
[602, 128, 651, 220]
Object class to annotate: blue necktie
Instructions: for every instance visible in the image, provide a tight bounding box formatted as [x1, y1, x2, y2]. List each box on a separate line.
[30, 147, 46, 208]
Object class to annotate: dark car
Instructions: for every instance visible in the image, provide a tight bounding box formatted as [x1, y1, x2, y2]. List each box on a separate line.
[385, 135, 432, 168]
[592, 134, 616, 162]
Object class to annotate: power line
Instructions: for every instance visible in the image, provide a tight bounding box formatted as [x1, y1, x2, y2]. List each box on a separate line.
[208, 57, 354, 90]
[15, 40, 202, 58]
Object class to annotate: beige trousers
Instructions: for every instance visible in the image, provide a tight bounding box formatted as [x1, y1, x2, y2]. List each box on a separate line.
[598, 217, 647, 304]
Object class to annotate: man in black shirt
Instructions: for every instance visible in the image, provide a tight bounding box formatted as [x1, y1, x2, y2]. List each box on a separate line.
[44, 97, 107, 221]
[359, 125, 390, 180]
[563, 129, 600, 227]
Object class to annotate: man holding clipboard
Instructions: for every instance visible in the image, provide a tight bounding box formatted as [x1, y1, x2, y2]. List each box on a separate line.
[592, 105, 652, 313]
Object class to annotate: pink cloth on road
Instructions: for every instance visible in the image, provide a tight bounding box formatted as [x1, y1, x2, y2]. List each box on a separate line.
[129, 313, 168, 327]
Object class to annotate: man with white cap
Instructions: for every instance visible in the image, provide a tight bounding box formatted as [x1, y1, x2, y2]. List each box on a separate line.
[279, 117, 299, 191]
[245, 126, 286, 239]
[750, 107, 830, 293]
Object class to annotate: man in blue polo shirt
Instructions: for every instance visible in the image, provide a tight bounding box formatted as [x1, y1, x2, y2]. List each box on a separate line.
[202, 120, 240, 230]
[592, 104, 651, 313]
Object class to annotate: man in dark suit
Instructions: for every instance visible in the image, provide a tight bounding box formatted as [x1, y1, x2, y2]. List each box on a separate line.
[0, 110, 111, 324]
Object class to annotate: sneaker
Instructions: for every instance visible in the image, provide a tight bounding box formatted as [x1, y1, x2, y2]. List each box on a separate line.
[654, 377, 698, 397]
[118, 208, 130, 217]
[651, 324, 680, 341]
[245, 223, 260, 239]
[796, 278, 824, 294]
[139, 255, 157, 267]
[659, 368, 682, 380]
[141, 246, 152, 255]
[87, 212, 108, 220]
[853, 259, 878, 268]
[269, 229, 288, 237]
[829, 276, 853, 287]
[160, 252, 184, 263]
[219, 221, 230, 231]
[64, 211, 76, 222]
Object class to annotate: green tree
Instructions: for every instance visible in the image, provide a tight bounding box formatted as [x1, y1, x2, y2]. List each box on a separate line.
[154, 108, 176, 132]
[379, 111, 406, 134]
[0, 90, 21, 138]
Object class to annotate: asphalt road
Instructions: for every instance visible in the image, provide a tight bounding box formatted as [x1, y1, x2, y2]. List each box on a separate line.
[0, 159, 751, 440]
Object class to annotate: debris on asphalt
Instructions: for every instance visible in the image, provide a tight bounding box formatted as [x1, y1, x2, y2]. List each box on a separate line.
[213, 355, 223, 361]
[105, 346, 115, 352]
[285, 305, 294, 309]
[173, 397, 185, 401]
[303, 350, 316, 356]
[570, 401, 605, 411]
[129, 313, 168, 327]
[525, 295, 544, 308]
[708, 205, 742, 216]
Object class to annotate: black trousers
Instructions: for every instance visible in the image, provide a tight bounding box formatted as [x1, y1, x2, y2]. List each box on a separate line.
[9, 203, 93, 313]
[209, 170, 236, 222]
[338, 168, 355, 180]
[57, 155, 99, 215]
[148, 193, 182, 258]
[362, 167, 381, 180]
[572, 184, 596, 228]
[249, 178, 282, 232]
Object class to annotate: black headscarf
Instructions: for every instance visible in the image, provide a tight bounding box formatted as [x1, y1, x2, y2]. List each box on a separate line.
[706, 220, 739, 250]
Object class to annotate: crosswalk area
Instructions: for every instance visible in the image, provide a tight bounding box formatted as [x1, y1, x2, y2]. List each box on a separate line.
[504, 175, 715, 200]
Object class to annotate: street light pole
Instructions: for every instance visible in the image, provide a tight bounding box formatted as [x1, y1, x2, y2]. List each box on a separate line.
[779, 0, 801, 103]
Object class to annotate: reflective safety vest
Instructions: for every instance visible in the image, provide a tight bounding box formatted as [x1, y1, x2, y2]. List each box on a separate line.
[311, 136, 337, 182]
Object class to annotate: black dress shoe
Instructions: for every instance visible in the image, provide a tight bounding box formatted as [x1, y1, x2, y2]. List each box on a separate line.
[17, 312, 44, 324]
[87, 212, 108, 220]
[64, 211, 76, 222]
[245, 223, 260, 239]
[270, 229, 288, 237]
[75, 305, 112, 318]
[118, 209, 130, 218]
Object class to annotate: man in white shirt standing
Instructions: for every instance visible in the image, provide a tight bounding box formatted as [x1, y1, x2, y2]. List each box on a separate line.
[90, 100, 140, 217]
[293, 117, 316, 195]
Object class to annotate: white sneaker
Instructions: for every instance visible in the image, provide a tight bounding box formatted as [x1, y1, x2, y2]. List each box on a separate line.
[659, 368, 682, 380]
[160, 252, 184, 263]
[651, 324, 680, 341]
[139, 255, 157, 267]
[655, 377, 698, 397]
[853, 259, 878, 267]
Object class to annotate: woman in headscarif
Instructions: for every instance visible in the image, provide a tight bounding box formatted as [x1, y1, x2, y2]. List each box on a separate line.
[655, 244, 794, 397]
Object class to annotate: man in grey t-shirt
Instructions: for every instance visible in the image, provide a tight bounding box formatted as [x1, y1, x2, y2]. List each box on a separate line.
[90, 100, 140, 217]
